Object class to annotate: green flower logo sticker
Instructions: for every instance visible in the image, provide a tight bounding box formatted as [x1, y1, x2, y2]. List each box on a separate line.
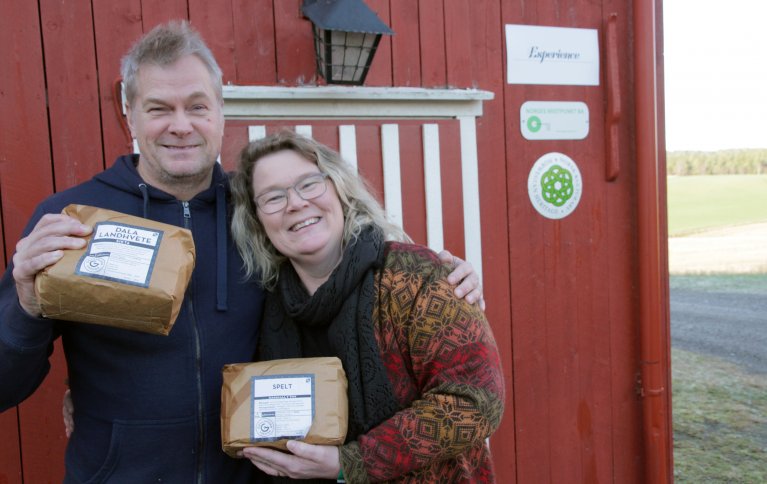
[540, 164, 574, 207]
[527, 152, 582, 219]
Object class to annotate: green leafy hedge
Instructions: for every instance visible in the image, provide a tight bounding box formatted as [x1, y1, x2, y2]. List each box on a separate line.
[667, 149, 767, 175]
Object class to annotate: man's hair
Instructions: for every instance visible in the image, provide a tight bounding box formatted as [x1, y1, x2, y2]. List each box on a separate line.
[231, 130, 409, 289]
[121, 20, 223, 106]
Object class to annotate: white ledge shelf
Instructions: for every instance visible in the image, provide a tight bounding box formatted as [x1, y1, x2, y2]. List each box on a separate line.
[221, 85, 494, 119]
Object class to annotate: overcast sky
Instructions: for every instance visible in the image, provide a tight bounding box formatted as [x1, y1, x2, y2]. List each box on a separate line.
[663, 0, 767, 151]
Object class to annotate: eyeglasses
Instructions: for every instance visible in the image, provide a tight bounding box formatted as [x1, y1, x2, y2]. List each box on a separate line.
[255, 173, 330, 214]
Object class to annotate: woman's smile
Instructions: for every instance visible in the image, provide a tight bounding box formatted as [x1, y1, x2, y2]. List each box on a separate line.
[290, 217, 321, 232]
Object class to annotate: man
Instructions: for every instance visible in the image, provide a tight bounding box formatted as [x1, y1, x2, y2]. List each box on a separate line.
[0, 21, 482, 483]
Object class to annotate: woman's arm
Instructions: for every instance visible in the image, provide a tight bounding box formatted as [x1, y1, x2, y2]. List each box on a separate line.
[342, 247, 504, 482]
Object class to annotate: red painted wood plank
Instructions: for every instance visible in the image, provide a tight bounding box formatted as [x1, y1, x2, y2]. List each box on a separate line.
[563, 119, 615, 483]
[221, 123, 248, 172]
[0, 1, 55, 479]
[354, 123, 385, 205]
[508, 150, 551, 483]
[40, 0, 104, 191]
[543, 219, 581, 483]
[437, 120, 465, 258]
[576, 186, 616, 484]
[500, 7, 559, 481]
[397, 123, 427, 245]
[465, 1, 515, 481]
[605, 3, 644, 480]
[0, 0, 54, 257]
[310, 124, 341, 152]
[189, 0, 237, 84]
[364, 0, 393, 86]
[418, 0, 446, 87]
[539, 152, 590, 483]
[140, 0, 188, 29]
[606, 175, 645, 482]
[92, 1, 144, 167]
[274, 0, 317, 84]
[0, 204, 5, 270]
[390, 0, 421, 87]
[18, 343, 69, 483]
[0, 408, 22, 483]
[232, 0, 277, 85]
[443, 0, 473, 88]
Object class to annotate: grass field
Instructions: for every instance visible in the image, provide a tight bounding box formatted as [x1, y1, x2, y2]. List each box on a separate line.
[667, 174, 767, 236]
[671, 347, 767, 483]
[670, 273, 767, 294]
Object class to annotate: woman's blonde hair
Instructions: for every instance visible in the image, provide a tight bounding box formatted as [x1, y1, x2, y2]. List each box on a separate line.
[231, 130, 409, 289]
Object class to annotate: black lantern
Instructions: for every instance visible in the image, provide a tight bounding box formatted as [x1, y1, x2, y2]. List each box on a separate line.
[302, 0, 394, 85]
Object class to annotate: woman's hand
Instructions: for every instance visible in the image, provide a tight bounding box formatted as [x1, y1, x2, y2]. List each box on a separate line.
[439, 250, 485, 310]
[63, 389, 74, 438]
[241, 441, 340, 480]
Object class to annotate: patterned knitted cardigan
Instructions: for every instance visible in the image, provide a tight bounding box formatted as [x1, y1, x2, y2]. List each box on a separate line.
[339, 242, 505, 483]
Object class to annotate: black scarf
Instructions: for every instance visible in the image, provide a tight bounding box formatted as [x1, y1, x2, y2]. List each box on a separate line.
[258, 226, 400, 443]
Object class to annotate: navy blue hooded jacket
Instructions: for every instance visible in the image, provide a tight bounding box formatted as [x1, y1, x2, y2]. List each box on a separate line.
[0, 155, 265, 483]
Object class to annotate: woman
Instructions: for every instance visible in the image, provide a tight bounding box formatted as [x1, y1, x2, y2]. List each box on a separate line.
[230, 131, 504, 483]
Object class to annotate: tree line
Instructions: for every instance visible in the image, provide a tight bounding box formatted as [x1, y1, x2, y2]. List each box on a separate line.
[667, 149, 767, 175]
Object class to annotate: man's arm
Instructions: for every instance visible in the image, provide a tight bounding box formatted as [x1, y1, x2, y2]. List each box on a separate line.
[0, 213, 91, 411]
[438, 250, 485, 310]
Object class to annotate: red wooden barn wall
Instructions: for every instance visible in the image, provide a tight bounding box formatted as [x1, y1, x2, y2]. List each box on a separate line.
[0, 0, 672, 482]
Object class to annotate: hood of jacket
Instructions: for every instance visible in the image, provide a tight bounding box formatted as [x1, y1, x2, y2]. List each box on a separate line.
[93, 154, 227, 214]
[92, 154, 231, 310]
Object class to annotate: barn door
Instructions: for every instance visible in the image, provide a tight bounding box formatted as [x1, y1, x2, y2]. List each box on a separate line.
[502, 0, 671, 482]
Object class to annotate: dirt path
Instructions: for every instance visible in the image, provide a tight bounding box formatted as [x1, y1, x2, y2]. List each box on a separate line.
[671, 287, 766, 374]
[668, 222, 767, 274]
[669, 222, 767, 374]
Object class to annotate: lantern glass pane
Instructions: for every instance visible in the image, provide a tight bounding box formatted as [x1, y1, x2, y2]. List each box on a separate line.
[313, 27, 381, 85]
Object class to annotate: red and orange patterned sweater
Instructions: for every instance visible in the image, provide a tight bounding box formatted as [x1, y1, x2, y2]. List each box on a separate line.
[339, 242, 505, 483]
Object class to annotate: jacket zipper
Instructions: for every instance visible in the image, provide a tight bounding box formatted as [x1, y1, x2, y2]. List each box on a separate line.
[183, 201, 206, 484]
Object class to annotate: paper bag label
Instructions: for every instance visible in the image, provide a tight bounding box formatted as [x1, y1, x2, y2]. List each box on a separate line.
[76, 222, 163, 287]
[250, 374, 315, 442]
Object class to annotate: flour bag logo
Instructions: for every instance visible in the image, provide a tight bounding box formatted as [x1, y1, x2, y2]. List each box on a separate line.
[80, 253, 109, 275]
[527, 152, 582, 219]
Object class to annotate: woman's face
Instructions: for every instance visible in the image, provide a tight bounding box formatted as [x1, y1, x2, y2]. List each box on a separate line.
[251, 149, 345, 271]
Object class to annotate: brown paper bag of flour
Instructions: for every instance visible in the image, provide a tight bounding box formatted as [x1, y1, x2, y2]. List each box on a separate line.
[34, 204, 195, 335]
[221, 357, 348, 456]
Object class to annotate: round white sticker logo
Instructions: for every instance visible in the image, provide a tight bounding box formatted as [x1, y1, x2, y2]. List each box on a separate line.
[527, 152, 582, 219]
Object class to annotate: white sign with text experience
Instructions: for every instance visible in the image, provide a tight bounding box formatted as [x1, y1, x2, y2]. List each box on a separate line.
[506, 24, 600, 86]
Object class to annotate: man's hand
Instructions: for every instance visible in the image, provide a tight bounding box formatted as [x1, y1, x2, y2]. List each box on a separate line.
[12, 214, 91, 316]
[439, 250, 485, 311]
[241, 441, 340, 480]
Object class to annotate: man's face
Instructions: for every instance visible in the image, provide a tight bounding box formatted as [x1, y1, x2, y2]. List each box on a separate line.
[126, 55, 224, 198]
